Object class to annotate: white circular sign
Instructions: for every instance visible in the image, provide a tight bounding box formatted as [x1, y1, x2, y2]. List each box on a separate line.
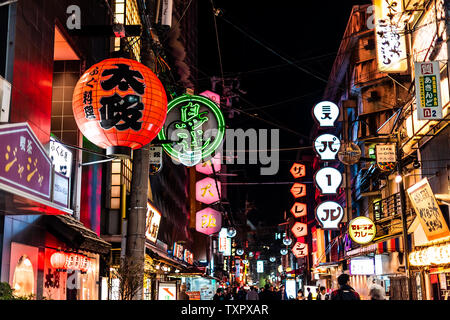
[313, 101, 340, 127]
[315, 201, 345, 230]
[314, 167, 343, 195]
[314, 134, 341, 160]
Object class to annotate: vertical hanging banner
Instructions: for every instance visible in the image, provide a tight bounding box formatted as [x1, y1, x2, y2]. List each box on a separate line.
[407, 178, 450, 241]
[414, 61, 443, 120]
[149, 146, 163, 174]
[161, 0, 173, 27]
[374, 0, 408, 73]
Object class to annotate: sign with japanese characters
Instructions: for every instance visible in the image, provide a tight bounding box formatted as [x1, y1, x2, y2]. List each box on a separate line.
[290, 182, 307, 198]
[290, 202, 307, 218]
[350, 258, 375, 275]
[292, 242, 308, 259]
[218, 228, 231, 255]
[183, 249, 194, 265]
[145, 202, 161, 243]
[374, 0, 408, 73]
[290, 162, 306, 179]
[173, 242, 184, 260]
[348, 216, 376, 244]
[195, 207, 222, 235]
[314, 167, 343, 195]
[52, 172, 70, 208]
[314, 134, 341, 160]
[257, 260, 264, 273]
[375, 144, 396, 171]
[72, 58, 168, 156]
[149, 146, 163, 174]
[0, 123, 52, 202]
[158, 94, 225, 166]
[291, 222, 308, 238]
[200, 90, 221, 107]
[196, 177, 221, 204]
[49, 136, 72, 178]
[196, 153, 222, 175]
[407, 178, 450, 241]
[414, 61, 443, 120]
[312, 101, 340, 127]
[315, 201, 345, 230]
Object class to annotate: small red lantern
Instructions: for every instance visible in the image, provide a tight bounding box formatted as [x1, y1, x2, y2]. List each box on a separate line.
[72, 58, 167, 157]
[50, 251, 67, 269]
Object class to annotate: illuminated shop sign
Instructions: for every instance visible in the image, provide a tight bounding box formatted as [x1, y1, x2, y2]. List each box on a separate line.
[49, 136, 72, 178]
[149, 146, 163, 174]
[290, 163, 306, 179]
[50, 251, 90, 272]
[312, 101, 340, 127]
[290, 202, 307, 218]
[290, 182, 306, 198]
[196, 177, 221, 205]
[314, 167, 342, 195]
[292, 242, 308, 259]
[196, 152, 222, 175]
[414, 61, 443, 120]
[145, 202, 161, 243]
[350, 258, 375, 275]
[407, 178, 450, 241]
[173, 242, 184, 260]
[373, 0, 408, 73]
[195, 207, 222, 235]
[72, 58, 167, 157]
[291, 222, 308, 238]
[315, 201, 344, 230]
[158, 94, 225, 166]
[257, 260, 264, 273]
[314, 134, 341, 161]
[183, 249, 194, 265]
[348, 216, 376, 245]
[375, 144, 396, 171]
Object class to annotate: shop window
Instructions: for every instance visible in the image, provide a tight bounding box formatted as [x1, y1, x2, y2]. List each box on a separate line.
[12, 255, 34, 297]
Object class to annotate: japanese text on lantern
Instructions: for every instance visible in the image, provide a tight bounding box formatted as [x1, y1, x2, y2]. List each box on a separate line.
[348, 217, 376, 245]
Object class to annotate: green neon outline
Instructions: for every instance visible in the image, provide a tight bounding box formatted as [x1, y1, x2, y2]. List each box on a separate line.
[158, 94, 225, 164]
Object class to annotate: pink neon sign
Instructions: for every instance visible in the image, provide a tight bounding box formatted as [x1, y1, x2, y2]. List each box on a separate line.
[196, 207, 222, 235]
[196, 177, 221, 204]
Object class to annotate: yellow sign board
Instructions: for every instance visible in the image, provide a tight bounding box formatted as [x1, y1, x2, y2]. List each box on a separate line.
[348, 216, 376, 244]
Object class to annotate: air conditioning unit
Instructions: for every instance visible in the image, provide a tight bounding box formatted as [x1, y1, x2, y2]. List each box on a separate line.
[0, 75, 11, 122]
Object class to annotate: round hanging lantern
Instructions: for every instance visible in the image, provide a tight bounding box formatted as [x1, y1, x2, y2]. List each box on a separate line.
[50, 252, 67, 270]
[236, 249, 244, 256]
[227, 227, 237, 238]
[72, 58, 167, 157]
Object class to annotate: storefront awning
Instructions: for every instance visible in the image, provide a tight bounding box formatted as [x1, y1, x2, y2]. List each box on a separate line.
[346, 234, 412, 258]
[43, 214, 111, 255]
[145, 242, 189, 270]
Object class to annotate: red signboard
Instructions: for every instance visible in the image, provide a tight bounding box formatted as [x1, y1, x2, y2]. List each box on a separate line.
[291, 222, 308, 238]
[290, 183, 307, 198]
[290, 163, 306, 179]
[290, 202, 307, 218]
[292, 242, 308, 258]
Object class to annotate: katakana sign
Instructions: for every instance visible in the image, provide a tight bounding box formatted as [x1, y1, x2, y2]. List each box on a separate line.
[292, 242, 308, 258]
[348, 216, 376, 245]
[312, 101, 340, 127]
[290, 183, 307, 198]
[290, 202, 307, 218]
[196, 152, 222, 175]
[158, 94, 225, 166]
[291, 222, 308, 238]
[314, 167, 343, 195]
[375, 144, 396, 171]
[414, 61, 443, 120]
[314, 134, 341, 161]
[290, 162, 306, 179]
[0, 123, 52, 202]
[315, 201, 345, 230]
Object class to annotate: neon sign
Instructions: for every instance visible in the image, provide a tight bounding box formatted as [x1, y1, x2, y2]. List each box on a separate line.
[158, 94, 225, 166]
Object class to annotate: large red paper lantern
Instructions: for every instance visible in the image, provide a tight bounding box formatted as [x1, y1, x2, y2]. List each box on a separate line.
[72, 58, 167, 157]
[50, 251, 67, 269]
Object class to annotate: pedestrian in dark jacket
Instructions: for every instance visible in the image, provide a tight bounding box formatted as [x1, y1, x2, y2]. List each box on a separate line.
[306, 287, 313, 300]
[330, 274, 360, 300]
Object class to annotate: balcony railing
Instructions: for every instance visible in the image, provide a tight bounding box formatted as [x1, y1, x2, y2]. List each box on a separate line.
[373, 192, 403, 221]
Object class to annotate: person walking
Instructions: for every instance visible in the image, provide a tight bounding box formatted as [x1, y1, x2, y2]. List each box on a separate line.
[213, 288, 226, 301]
[317, 287, 329, 300]
[330, 274, 361, 300]
[246, 286, 259, 300]
[306, 287, 313, 300]
[368, 280, 386, 300]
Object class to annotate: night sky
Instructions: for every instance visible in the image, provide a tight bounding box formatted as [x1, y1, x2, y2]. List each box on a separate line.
[196, 1, 372, 231]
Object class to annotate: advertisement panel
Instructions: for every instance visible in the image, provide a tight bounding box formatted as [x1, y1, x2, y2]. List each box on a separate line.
[414, 61, 443, 120]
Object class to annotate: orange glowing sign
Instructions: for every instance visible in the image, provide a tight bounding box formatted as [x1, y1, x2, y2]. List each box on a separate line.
[290, 202, 307, 218]
[291, 222, 308, 238]
[292, 242, 308, 258]
[290, 183, 306, 198]
[290, 163, 306, 179]
[72, 58, 167, 155]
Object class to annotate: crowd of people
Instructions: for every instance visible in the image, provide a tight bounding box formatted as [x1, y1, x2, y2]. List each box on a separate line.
[211, 273, 386, 301]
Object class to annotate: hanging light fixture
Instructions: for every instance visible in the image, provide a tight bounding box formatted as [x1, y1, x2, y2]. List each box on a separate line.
[280, 248, 288, 255]
[236, 249, 244, 256]
[269, 257, 276, 262]
[283, 237, 293, 246]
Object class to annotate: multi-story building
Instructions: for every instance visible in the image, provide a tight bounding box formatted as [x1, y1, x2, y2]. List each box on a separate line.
[311, 1, 450, 300]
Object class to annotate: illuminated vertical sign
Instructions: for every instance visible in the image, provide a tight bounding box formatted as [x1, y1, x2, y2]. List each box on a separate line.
[414, 61, 443, 120]
[374, 0, 408, 72]
[196, 177, 221, 205]
[195, 207, 222, 235]
[257, 260, 264, 273]
[145, 202, 161, 243]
